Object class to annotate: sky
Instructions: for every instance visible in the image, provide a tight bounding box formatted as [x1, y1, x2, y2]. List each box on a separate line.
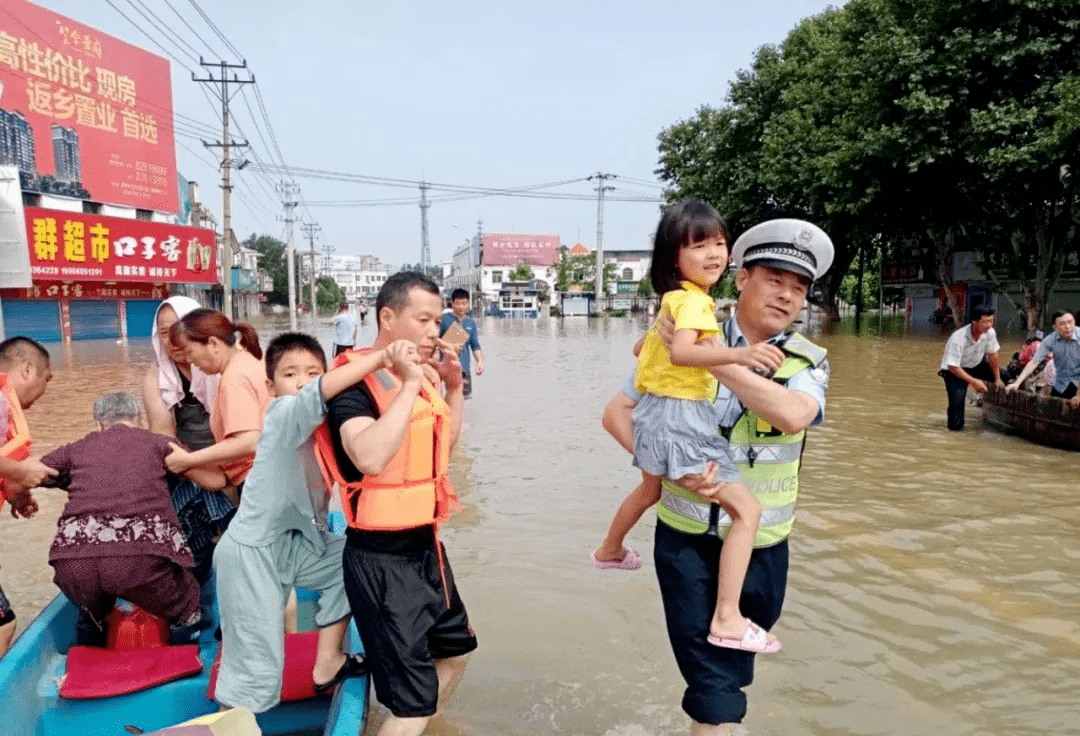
[30, 0, 837, 268]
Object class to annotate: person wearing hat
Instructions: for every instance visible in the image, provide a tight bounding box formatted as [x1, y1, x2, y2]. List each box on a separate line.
[1008, 310, 1080, 405]
[938, 308, 1011, 430]
[601, 218, 833, 733]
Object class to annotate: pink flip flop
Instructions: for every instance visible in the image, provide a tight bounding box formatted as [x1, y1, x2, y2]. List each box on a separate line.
[707, 619, 781, 653]
[589, 547, 642, 570]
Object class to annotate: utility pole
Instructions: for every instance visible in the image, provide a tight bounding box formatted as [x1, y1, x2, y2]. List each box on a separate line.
[321, 242, 336, 274]
[474, 218, 483, 312]
[302, 221, 321, 317]
[278, 181, 300, 330]
[419, 181, 431, 272]
[193, 58, 254, 320]
[589, 172, 616, 307]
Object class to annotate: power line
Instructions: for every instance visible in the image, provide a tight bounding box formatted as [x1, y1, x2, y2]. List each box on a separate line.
[185, 0, 244, 59]
[160, 0, 221, 57]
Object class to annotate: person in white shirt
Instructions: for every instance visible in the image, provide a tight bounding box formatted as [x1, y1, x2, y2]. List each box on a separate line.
[331, 303, 358, 357]
[937, 307, 1011, 430]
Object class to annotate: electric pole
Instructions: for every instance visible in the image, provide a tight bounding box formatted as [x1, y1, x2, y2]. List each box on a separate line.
[419, 181, 430, 272]
[302, 221, 321, 318]
[193, 59, 254, 320]
[589, 172, 616, 307]
[278, 181, 300, 330]
[321, 242, 336, 274]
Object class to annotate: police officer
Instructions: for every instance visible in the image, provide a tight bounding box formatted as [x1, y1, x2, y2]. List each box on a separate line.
[603, 219, 833, 735]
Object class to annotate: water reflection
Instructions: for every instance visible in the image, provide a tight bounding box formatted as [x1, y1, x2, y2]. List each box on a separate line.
[1, 313, 1076, 736]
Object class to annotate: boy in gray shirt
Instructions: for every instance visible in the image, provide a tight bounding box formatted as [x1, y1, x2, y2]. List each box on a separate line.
[211, 332, 419, 713]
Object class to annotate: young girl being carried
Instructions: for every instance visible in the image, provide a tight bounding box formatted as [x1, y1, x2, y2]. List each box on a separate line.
[591, 198, 784, 653]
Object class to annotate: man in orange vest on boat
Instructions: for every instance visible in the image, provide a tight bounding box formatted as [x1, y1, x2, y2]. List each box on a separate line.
[0, 336, 56, 657]
[321, 271, 471, 736]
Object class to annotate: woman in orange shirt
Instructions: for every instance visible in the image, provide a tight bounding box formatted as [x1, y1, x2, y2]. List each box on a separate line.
[164, 309, 268, 490]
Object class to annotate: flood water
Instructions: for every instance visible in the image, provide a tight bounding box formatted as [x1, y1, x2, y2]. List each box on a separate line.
[2, 313, 1077, 736]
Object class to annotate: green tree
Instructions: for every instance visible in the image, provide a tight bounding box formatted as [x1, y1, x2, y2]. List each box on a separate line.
[552, 247, 617, 293]
[637, 276, 654, 297]
[244, 234, 290, 306]
[304, 276, 344, 314]
[508, 262, 534, 281]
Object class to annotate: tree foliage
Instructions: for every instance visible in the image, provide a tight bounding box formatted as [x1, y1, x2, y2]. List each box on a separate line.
[508, 262, 534, 281]
[656, 0, 1080, 327]
[243, 234, 291, 307]
[551, 246, 618, 293]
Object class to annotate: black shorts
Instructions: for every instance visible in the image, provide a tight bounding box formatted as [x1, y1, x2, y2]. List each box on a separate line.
[343, 527, 477, 718]
[0, 579, 15, 627]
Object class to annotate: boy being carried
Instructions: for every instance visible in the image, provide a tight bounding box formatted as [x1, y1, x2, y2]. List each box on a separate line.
[212, 332, 420, 713]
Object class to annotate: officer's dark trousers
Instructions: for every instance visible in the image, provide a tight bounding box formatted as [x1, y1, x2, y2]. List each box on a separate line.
[940, 359, 1011, 431]
[654, 521, 788, 725]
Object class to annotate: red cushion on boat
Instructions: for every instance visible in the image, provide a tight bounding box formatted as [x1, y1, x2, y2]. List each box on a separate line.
[207, 631, 321, 703]
[60, 645, 202, 699]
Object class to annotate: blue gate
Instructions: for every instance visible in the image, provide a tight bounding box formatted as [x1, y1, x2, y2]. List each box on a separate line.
[69, 300, 120, 340]
[125, 299, 161, 340]
[1, 300, 62, 342]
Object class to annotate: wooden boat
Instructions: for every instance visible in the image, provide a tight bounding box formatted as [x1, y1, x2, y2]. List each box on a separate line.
[982, 384, 1080, 451]
[0, 587, 368, 736]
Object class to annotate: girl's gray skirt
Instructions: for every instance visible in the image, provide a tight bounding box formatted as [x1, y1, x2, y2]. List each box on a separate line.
[632, 392, 742, 484]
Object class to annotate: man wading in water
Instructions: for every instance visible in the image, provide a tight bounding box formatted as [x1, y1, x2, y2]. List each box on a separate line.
[602, 219, 833, 734]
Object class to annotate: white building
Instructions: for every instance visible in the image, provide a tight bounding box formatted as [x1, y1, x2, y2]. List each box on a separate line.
[327, 254, 389, 303]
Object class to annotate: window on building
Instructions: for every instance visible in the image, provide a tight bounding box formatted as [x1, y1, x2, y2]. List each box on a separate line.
[82, 200, 101, 214]
[492, 271, 502, 283]
[622, 268, 634, 280]
[135, 208, 153, 221]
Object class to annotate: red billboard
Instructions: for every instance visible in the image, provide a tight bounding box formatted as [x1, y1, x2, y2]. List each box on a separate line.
[0, 0, 179, 211]
[482, 233, 560, 266]
[24, 206, 216, 284]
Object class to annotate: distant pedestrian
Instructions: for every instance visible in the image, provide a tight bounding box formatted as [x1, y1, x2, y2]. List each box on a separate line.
[332, 303, 357, 357]
[440, 288, 483, 399]
[938, 307, 1011, 430]
[358, 301, 369, 326]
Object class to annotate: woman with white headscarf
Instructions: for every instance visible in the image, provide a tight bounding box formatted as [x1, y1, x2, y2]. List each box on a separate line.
[141, 296, 235, 583]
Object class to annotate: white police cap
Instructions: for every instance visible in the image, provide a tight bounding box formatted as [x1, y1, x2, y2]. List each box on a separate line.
[730, 219, 834, 282]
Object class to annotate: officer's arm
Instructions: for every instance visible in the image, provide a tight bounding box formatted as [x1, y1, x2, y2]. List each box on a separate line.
[710, 364, 820, 434]
[338, 378, 422, 476]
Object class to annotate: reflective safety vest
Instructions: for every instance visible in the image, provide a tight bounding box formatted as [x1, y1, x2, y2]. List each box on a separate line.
[313, 349, 458, 532]
[656, 330, 826, 547]
[0, 372, 32, 504]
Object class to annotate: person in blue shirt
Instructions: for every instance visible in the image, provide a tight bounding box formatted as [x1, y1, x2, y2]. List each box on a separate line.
[1008, 310, 1080, 405]
[440, 288, 484, 398]
[331, 303, 358, 357]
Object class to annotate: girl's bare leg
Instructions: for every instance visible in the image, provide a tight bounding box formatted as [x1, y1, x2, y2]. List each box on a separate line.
[594, 472, 661, 561]
[708, 481, 764, 640]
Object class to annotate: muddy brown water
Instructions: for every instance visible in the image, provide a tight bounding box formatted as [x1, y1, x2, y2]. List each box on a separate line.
[1, 313, 1076, 736]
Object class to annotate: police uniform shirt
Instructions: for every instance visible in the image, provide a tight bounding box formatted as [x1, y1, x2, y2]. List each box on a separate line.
[939, 324, 1001, 371]
[620, 311, 828, 429]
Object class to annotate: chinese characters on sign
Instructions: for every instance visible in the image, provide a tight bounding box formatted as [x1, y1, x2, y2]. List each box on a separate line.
[15, 281, 166, 300]
[0, 0, 178, 211]
[482, 234, 561, 266]
[24, 207, 216, 284]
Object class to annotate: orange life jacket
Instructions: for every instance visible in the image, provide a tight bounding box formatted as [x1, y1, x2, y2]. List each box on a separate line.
[0, 372, 32, 504]
[313, 348, 458, 532]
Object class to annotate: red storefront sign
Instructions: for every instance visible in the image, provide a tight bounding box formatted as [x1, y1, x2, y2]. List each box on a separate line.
[0, 0, 179, 211]
[482, 233, 560, 266]
[8, 280, 166, 300]
[24, 206, 216, 284]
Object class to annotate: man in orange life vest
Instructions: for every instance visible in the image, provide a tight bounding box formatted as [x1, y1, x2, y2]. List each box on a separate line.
[0, 336, 56, 656]
[323, 271, 470, 736]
